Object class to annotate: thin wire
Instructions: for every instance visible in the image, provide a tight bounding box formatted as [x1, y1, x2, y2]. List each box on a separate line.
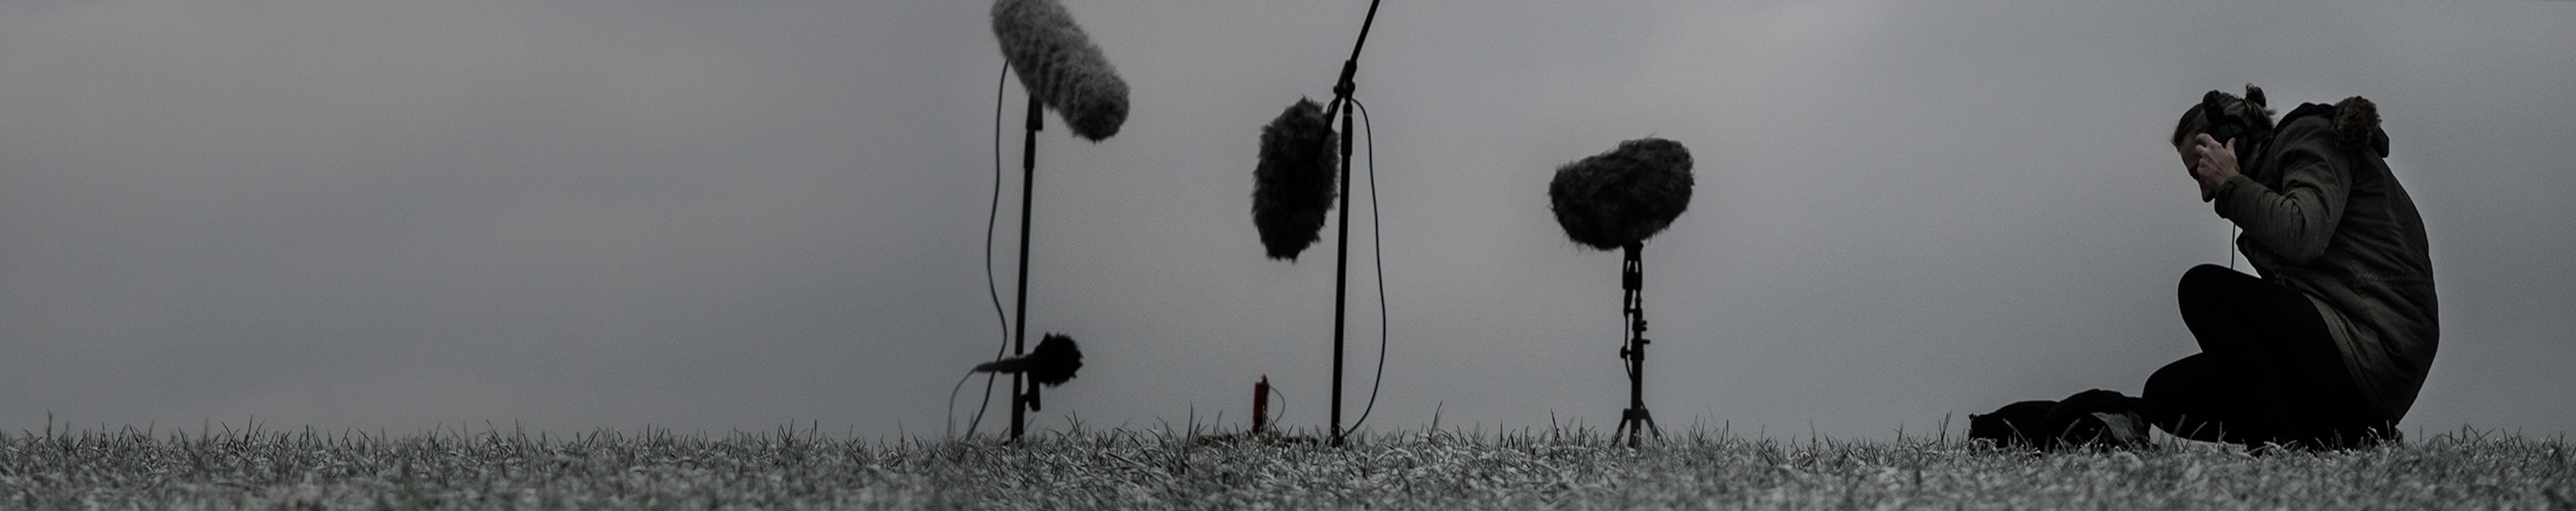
[1345, 97, 1390, 433]
[1616, 254, 1634, 379]
[1269, 381, 1289, 425]
[1622, 281, 1638, 381]
[967, 62, 1012, 437]
[2228, 226, 2240, 271]
[945, 369, 975, 439]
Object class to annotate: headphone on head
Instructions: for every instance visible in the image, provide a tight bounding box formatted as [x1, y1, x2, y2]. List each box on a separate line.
[2198, 90, 2250, 145]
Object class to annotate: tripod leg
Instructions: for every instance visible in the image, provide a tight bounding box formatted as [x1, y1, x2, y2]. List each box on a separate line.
[1619, 408, 1659, 442]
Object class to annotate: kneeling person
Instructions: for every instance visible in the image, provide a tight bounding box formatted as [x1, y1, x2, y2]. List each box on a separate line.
[2147, 85, 2436, 449]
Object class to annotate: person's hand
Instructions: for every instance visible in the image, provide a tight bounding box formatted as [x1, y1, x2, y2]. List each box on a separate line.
[2190, 134, 2241, 202]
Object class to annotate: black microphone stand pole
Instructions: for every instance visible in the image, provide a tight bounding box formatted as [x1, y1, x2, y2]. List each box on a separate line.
[1615, 243, 1662, 447]
[1324, 0, 1383, 449]
[1011, 97, 1041, 441]
[1615, 242, 1662, 448]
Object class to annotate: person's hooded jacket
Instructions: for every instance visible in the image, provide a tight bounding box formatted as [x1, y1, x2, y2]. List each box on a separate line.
[2214, 97, 2437, 421]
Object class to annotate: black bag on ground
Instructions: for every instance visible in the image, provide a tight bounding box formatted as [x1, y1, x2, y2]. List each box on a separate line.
[1970, 389, 2149, 450]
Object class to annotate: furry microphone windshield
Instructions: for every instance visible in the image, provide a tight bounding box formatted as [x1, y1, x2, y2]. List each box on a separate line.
[1251, 98, 1339, 260]
[973, 333, 1085, 387]
[1548, 138, 1695, 250]
[991, 0, 1129, 141]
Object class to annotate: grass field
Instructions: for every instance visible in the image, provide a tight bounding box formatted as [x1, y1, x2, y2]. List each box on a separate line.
[3, 418, 2569, 510]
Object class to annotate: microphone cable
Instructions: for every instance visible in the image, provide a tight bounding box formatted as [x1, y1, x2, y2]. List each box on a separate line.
[1621, 302, 1636, 381]
[1621, 240, 1640, 382]
[1344, 97, 1391, 435]
[1269, 381, 1289, 426]
[945, 368, 975, 439]
[964, 62, 1014, 437]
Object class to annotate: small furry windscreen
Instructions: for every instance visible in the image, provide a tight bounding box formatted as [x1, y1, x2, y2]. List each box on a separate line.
[1251, 98, 1340, 261]
[971, 333, 1084, 387]
[1548, 138, 1695, 250]
[1024, 333, 1083, 387]
[991, 0, 1128, 141]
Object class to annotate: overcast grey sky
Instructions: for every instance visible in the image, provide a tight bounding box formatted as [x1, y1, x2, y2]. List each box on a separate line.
[3, 1, 2569, 441]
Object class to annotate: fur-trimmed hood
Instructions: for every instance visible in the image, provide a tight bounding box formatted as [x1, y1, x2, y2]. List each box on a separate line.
[2282, 96, 2392, 158]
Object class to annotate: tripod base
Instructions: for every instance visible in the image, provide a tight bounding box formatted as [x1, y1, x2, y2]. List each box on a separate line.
[1619, 408, 1662, 447]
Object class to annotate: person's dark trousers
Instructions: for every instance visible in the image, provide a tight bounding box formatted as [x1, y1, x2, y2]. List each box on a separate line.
[2143, 265, 2395, 448]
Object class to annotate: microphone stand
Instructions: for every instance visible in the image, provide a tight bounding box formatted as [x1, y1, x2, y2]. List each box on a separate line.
[1614, 242, 1662, 447]
[1322, 0, 1383, 448]
[1011, 97, 1041, 441]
